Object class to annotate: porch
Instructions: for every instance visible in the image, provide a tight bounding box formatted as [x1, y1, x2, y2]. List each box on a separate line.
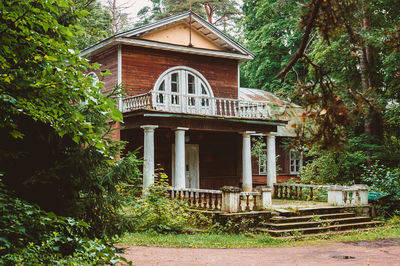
[121, 109, 285, 193]
[162, 183, 369, 213]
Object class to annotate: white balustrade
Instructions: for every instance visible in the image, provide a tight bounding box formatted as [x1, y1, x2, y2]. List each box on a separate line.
[121, 91, 273, 120]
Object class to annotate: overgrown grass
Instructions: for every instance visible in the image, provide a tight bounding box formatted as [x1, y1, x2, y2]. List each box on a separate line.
[118, 217, 400, 248]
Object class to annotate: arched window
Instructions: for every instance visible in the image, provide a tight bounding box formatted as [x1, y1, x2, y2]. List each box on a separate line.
[86, 72, 99, 87]
[153, 67, 214, 114]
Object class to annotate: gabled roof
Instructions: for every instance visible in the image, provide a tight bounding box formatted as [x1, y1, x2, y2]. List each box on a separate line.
[81, 11, 254, 61]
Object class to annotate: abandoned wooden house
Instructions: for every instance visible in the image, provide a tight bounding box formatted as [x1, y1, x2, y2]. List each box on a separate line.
[80, 11, 385, 235]
[81, 11, 304, 192]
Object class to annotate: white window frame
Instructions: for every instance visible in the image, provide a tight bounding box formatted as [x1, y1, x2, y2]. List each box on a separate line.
[259, 149, 267, 175]
[152, 66, 214, 113]
[86, 72, 99, 87]
[289, 150, 303, 174]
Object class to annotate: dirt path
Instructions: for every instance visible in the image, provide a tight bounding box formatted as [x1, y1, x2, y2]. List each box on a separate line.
[121, 239, 400, 266]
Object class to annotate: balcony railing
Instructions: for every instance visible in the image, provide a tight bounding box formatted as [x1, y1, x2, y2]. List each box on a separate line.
[121, 91, 274, 119]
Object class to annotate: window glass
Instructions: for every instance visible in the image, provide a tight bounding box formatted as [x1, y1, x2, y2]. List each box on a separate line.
[259, 149, 267, 175]
[171, 73, 179, 93]
[158, 80, 165, 91]
[201, 84, 207, 95]
[290, 150, 302, 174]
[188, 73, 195, 94]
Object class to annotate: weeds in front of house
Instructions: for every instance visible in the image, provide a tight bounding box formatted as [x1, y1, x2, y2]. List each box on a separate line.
[118, 216, 400, 248]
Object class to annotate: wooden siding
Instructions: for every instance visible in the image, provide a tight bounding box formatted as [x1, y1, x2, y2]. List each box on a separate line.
[89, 46, 118, 92]
[121, 45, 239, 99]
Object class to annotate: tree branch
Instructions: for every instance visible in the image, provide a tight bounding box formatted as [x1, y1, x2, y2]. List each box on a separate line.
[274, 0, 323, 80]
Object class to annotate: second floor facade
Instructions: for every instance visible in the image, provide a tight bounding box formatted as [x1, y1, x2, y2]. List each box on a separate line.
[81, 11, 285, 120]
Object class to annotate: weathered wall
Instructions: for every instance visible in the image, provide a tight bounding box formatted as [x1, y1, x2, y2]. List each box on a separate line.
[89, 46, 118, 93]
[121, 45, 239, 99]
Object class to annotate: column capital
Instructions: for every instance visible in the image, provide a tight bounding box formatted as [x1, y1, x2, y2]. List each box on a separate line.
[266, 132, 278, 137]
[140, 125, 158, 131]
[241, 131, 256, 136]
[175, 127, 189, 131]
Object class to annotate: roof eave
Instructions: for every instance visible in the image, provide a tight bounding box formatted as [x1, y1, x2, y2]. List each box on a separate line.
[81, 37, 254, 61]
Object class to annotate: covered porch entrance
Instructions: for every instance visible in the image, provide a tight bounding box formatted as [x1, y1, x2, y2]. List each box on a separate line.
[121, 110, 285, 192]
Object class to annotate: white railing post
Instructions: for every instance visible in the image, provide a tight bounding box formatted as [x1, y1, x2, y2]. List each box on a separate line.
[328, 185, 345, 206]
[357, 184, 369, 205]
[258, 187, 272, 209]
[221, 186, 241, 213]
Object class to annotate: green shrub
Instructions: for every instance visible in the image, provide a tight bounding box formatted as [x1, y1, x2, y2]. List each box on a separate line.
[361, 162, 400, 215]
[0, 183, 129, 265]
[121, 185, 191, 234]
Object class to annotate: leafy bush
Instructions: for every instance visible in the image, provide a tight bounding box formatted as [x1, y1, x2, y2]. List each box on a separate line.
[361, 162, 400, 215]
[122, 185, 191, 233]
[0, 183, 129, 265]
[300, 135, 390, 185]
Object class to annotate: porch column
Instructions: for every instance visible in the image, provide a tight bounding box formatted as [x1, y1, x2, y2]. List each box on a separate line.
[140, 125, 158, 191]
[242, 131, 255, 192]
[174, 127, 188, 189]
[267, 133, 277, 186]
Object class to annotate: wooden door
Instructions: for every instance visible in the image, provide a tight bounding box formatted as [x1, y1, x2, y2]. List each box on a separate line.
[185, 144, 199, 189]
[171, 144, 200, 188]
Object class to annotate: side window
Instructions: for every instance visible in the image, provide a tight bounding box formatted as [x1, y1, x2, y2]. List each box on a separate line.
[86, 72, 99, 87]
[290, 150, 303, 174]
[259, 149, 267, 175]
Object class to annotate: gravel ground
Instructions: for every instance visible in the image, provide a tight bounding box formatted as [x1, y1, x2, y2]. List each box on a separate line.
[121, 238, 400, 266]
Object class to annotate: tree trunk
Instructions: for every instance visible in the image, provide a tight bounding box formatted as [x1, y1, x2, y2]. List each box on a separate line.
[360, 1, 383, 141]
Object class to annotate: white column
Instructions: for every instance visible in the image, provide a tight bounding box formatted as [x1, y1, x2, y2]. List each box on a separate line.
[267, 134, 277, 186]
[242, 131, 255, 192]
[140, 125, 158, 191]
[174, 127, 188, 189]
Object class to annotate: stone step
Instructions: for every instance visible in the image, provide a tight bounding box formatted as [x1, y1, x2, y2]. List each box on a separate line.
[296, 206, 349, 216]
[257, 220, 385, 237]
[276, 227, 379, 239]
[274, 206, 349, 217]
[270, 212, 356, 223]
[263, 216, 371, 230]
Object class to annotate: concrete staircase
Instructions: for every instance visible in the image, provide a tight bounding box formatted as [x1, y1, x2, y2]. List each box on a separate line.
[257, 206, 384, 237]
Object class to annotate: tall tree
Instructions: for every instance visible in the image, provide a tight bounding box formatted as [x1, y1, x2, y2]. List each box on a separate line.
[242, 0, 400, 154]
[0, 0, 140, 238]
[136, 0, 240, 33]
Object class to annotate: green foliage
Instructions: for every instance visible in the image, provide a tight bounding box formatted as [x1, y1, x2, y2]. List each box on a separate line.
[361, 162, 400, 214]
[300, 135, 386, 184]
[72, 1, 113, 50]
[0, 183, 129, 265]
[0, 0, 141, 241]
[240, 0, 307, 94]
[122, 186, 191, 234]
[136, 0, 241, 33]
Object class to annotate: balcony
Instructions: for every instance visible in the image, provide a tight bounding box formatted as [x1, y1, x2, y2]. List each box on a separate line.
[121, 91, 275, 120]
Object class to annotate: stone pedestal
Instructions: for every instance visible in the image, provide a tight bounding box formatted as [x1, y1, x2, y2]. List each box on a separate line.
[355, 184, 369, 205]
[328, 185, 344, 206]
[258, 187, 273, 209]
[221, 186, 241, 213]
